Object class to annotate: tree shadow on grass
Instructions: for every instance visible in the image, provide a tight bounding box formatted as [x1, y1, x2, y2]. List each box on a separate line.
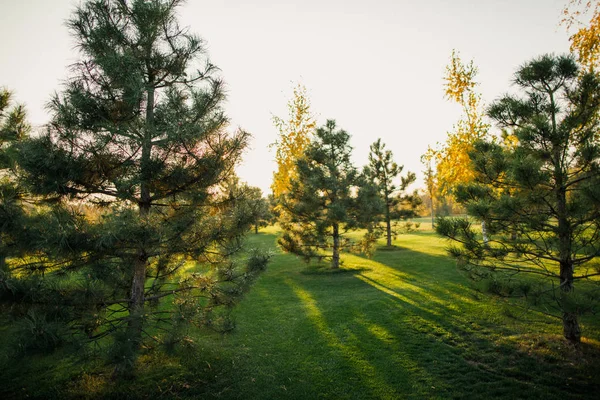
[6, 230, 599, 399]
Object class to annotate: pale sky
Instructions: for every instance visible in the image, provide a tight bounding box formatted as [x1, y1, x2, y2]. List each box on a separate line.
[0, 0, 571, 194]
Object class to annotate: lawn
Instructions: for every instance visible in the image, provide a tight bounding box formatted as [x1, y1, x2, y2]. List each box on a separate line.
[1, 225, 599, 399]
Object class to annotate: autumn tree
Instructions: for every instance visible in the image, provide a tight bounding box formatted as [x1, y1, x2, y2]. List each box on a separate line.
[437, 54, 600, 344]
[279, 120, 382, 269]
[11, 0, 268, 371]
[364, 139, 419, 247]
[435, 50, 490, 196]
[271, 83, 316, 198]
[562, 0, 600, 70]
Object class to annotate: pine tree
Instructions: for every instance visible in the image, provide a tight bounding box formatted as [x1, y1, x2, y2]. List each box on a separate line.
[436, 54, 600, 344]
[12, 0, 268, 371]
[364, 139, 419, 247]
[279, 120, 382, 269]
[0, 88, 29, 278]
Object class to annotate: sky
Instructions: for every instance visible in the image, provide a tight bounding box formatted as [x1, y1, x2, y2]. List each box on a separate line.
[0, 0, 573, 194]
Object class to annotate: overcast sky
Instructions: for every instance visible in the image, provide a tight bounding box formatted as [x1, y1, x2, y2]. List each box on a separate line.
[0, 0, 572, 194]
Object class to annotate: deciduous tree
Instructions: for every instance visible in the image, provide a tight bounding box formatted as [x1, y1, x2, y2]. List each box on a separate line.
[271, 83, 315, 198]
[562, 0, 600, 70]
[436, 50, 490, 196]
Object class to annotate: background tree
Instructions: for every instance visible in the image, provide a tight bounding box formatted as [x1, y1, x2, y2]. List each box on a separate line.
[247, 189, 272, 233]
[224, 180, 271, 234]
[420, 146, 438, 228]
[436, 54, 600, 344]
[364, 138, 419, 247]
[11, 0, 268, 371]
[279, 120, 381, 269]
[271, 83, 316, 198]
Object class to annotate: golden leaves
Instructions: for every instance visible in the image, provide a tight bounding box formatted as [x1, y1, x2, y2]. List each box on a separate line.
[435, 51, 490, 197]
[562, 0, 600, 70]
[271, 83, 316, 198]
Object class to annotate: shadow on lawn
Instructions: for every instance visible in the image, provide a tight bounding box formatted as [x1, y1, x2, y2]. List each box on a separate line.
[5, 230, 598, 399]
[272, 234, 600, 399]
[200, 230, 600, 399]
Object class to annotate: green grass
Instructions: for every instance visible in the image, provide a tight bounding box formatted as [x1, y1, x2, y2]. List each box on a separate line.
[1, 225, 599, 399]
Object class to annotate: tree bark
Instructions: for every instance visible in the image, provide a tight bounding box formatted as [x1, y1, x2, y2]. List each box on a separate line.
[332, 223, 340, 269]
[124, 83, 154, 365]
[430, 200, 434, 229]
[385, 206, 392, 247]
[481, 220, 489, 245]
[562, 311, 581, 344]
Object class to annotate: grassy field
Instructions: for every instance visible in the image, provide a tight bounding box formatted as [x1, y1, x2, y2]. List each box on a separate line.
[1, 222, 599, 399]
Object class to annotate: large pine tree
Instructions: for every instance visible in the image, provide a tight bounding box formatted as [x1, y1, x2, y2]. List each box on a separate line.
[437, 54, 600, 344]
[11, 0, 268, 369]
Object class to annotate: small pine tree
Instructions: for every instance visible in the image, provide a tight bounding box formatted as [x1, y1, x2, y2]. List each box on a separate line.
[364, 138, 420, 247]
[279, 120, 382, 269]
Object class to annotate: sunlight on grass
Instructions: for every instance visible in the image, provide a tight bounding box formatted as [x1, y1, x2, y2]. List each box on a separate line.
[285, 278, 403, 399]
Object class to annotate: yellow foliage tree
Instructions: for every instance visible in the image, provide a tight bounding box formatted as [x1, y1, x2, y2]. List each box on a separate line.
[271, 84, 316, 198]
[562, 0, 600, 70]
[435, 50, 490, 197]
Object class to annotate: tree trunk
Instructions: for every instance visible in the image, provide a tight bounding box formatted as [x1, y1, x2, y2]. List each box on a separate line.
[385, 204, 392, 247]
[255, 222, 259, 234]
[129, 248, 147, 329]
[332, 223, 340, 269]
[481, 220, 489, 245]
[560, 260, 574, 291]
[122, 83, 154, 373]
[430, 200, 434, 229]
[562, 311, 581, 344]
[0, 252, 7, 276]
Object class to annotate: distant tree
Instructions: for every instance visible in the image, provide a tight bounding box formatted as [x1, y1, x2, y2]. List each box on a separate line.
[279, 120, 382, 269]
[227, 182, 271, 234]
[436, 54, 600, 344]
[420, 147, 438, 228]
[364, 138, 419, 247]
[245, 188, 271, 234]
[0, 88, 29, 277]
[271, 83, 316, 198]
[12, 0, 268, 372]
